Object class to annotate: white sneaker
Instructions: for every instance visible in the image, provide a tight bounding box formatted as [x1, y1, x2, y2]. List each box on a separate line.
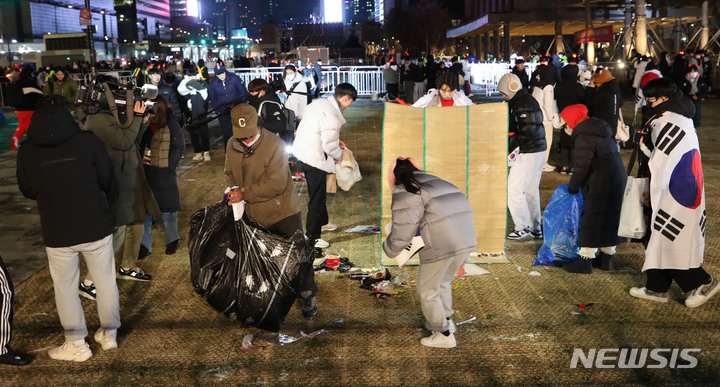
[629, 287, 668, 303]
[314, 239, 330, 249]
[48, 341, 92, 362]
[542, 163, 556, 172]
[94, 328, 118, 350]
[420, 331, 456, 348]
[321, 222, 337, 232]
[685, 276, 720, 308]
[424, 319, 456, 334]
[192, 153, 203, 161]
[203, 151, 211, 161]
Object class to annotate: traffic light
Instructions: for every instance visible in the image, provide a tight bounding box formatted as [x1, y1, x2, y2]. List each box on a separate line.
[212, 39, 216, 44]
[189, 40, 195, 44]
[200, 39, 206, 44]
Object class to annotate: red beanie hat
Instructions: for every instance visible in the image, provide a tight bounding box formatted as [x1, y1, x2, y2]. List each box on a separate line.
[559, 104, 589, 130]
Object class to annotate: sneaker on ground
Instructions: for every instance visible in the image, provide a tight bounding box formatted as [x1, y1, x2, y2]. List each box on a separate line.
[301, 296, 318, 317]
[531, 230, 543, 239]
[629, 287, 669, 303]
[94, 328, 118, 350]
[507, 229, 531, 240]
[420, 331, 456, 348]
[78, 282, 96, 301]
[321, 222, 338, 232]
[192, 152, 203, 161]
[685, 276, 720, 308]
[118, 267, 152, 282]
[424, 319, 456, 334]
[542, 163, 556, 172]
[203, 151, 211, 161]
[314, 239, 330, 249]
[48, 341, 92, 362]
[0, 348, 32, 366]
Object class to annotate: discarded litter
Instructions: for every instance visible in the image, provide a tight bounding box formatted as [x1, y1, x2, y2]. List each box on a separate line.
[183, 178, 196, 181]
[392, 271, 410, 286]
[372, 280, 394, 292]
[517, 266, 523, 273]
[27, 346, 54, 354]
[241, 334, 267, 351]
[201, 363, 238, 379]
[570, 311, 582, 316]
[461, 264, 490, 276]
[314, 255, 355, 272]
[292, 173, 306, 181]
[344, 225, 381, 234]
[334, 318, 345, 324]
[279, 334, 301, 346]
[300, 329, 327, 339]
[577, 303, 595, 309]
[456, 316, 477, 325]
[528, 271, 542, 276]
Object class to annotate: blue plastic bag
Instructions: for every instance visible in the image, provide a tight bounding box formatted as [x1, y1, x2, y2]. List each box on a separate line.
[533, 184, 583, 267]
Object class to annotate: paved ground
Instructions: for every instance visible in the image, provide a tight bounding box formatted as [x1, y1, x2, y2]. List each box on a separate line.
[1, 95, 720, 385]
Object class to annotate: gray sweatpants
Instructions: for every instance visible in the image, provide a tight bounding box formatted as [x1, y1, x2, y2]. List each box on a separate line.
[46, 234, 121, 342]
[417, 253, 469, 332]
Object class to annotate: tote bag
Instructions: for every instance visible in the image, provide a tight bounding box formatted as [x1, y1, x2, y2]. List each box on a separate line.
[617, 146, 649, 239]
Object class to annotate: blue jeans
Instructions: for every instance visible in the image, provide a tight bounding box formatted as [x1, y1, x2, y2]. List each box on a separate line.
[141, 212, 180, 251]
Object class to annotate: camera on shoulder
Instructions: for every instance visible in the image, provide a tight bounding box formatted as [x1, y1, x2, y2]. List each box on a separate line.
[75, 75, 159, 115]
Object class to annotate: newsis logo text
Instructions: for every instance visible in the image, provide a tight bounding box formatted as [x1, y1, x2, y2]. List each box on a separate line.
[570, 348, 700, 369]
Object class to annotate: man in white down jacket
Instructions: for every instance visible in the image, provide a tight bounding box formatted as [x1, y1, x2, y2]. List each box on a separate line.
[292, 83, 357, 248]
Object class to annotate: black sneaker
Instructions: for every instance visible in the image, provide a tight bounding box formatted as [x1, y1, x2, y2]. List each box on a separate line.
[118, 267, 152, 282]
[0, 349, 32, 366]
[531, 230, 543, 240]
[138, 245, 151, 260]
[165, 239, 180, 255]
[79, 282, 97, 301]
[301, 296, 318, 317]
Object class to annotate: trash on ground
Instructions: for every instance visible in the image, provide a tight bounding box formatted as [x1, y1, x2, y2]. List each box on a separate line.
[358, 268, 391, 289]
[279, 334, 301, 346]
[292, 173, 305, 181]
[577, 303, 595, 309]
[183, 178, 196, 181]
[392, 271, 410, 286]
[528, 271, 542, 276]
[201, 363, 238, 379]
[570, 311, 582, 316]
[241, 334, 267, 351]
[461, 264, 491, 276]
[27, 346, 54, 354]
[517, 266, 523, 273]
[314, 256, 354, 272]
[456, 316, 477, 325]
[334, 318, 344, 324]
[300, 329, 327, 339]
[344, 225, 381, 234]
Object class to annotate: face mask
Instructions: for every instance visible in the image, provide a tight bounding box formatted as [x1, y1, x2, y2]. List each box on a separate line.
[687, 72, 699, 81]
[285, 72, 295, 80]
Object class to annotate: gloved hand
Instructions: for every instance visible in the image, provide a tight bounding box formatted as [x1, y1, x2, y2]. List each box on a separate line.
[568, 186, 579, 194]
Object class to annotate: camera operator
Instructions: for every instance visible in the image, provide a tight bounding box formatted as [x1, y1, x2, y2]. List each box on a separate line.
[80, 81, 160, 299]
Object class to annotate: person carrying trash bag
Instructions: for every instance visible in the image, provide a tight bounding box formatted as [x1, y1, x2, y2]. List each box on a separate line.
[557, 104, 626, 274]
[223, 104, 318, 317]
[383, 157, 477, 349]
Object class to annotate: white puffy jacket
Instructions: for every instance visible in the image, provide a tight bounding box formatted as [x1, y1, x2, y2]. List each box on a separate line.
[292, 97, 345, 173]
[412, 89, 473, 107]
[532, 84, 560, 127]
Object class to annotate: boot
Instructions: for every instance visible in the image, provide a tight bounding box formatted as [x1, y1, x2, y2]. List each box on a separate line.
[597, 252, 615, 271]
[563, 257, 593, 274]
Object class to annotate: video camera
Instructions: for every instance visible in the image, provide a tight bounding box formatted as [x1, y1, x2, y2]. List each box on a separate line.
[75, 75, 159, 116]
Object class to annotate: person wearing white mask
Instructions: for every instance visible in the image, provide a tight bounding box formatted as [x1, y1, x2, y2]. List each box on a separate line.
[283, 64, 312, 121]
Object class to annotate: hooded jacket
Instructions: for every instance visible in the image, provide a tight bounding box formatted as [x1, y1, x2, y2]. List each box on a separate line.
[511, 65, 530, 90]
[85, 111, 160, 226]
[224, 129, 300, 227]
[42, 75, 79, 104]
[584, 78, 623, 136]
[508, 88, 547, 154]
[554, 65, 585, 112]
[567, 116, 626, 247]
[17, 104, 115, 247]
[154, 80, 183, 124]
[530, 64, 557, 89]
[412, 89, 473, 107]
[383, 172, 476, 264]
[208, 71, 248, 110]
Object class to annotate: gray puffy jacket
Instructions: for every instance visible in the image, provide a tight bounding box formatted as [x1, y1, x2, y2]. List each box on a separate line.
[383, 173, 477, 264]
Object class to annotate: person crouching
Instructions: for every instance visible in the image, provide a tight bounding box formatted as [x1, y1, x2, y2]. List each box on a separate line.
[383, 158, 477, 348]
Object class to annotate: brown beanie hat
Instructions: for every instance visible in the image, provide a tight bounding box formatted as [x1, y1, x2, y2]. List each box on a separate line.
[593, 69, 615, 85]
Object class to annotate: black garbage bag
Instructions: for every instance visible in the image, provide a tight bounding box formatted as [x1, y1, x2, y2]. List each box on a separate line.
[188, 203, 311, 332]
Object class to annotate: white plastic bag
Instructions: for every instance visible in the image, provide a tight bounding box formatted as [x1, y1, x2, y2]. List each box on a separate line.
[617, 176, 649, 239]
[336, 148, 362, 191]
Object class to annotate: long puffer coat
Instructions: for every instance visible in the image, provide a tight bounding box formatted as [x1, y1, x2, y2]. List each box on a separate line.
[584, 78, 623, 137]
[568, 117, 627, 247]
[143, 119, 185, 213]
[383, 172, 477, 264]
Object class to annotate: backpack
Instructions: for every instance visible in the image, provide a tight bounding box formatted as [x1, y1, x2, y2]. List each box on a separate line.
[288, 81, 313, 105]
[259, 100, 296, 145]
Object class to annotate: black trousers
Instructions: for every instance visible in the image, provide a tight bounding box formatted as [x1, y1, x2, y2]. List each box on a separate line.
[189, 125, 210, 153]
[0, 254, 14, 354]
[299, 161, 328, 242]
[646, 267, 712, 293]
[386, 83, 399, 100]
[218, 114, 233, 146]
[267, 212, 317, 299]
